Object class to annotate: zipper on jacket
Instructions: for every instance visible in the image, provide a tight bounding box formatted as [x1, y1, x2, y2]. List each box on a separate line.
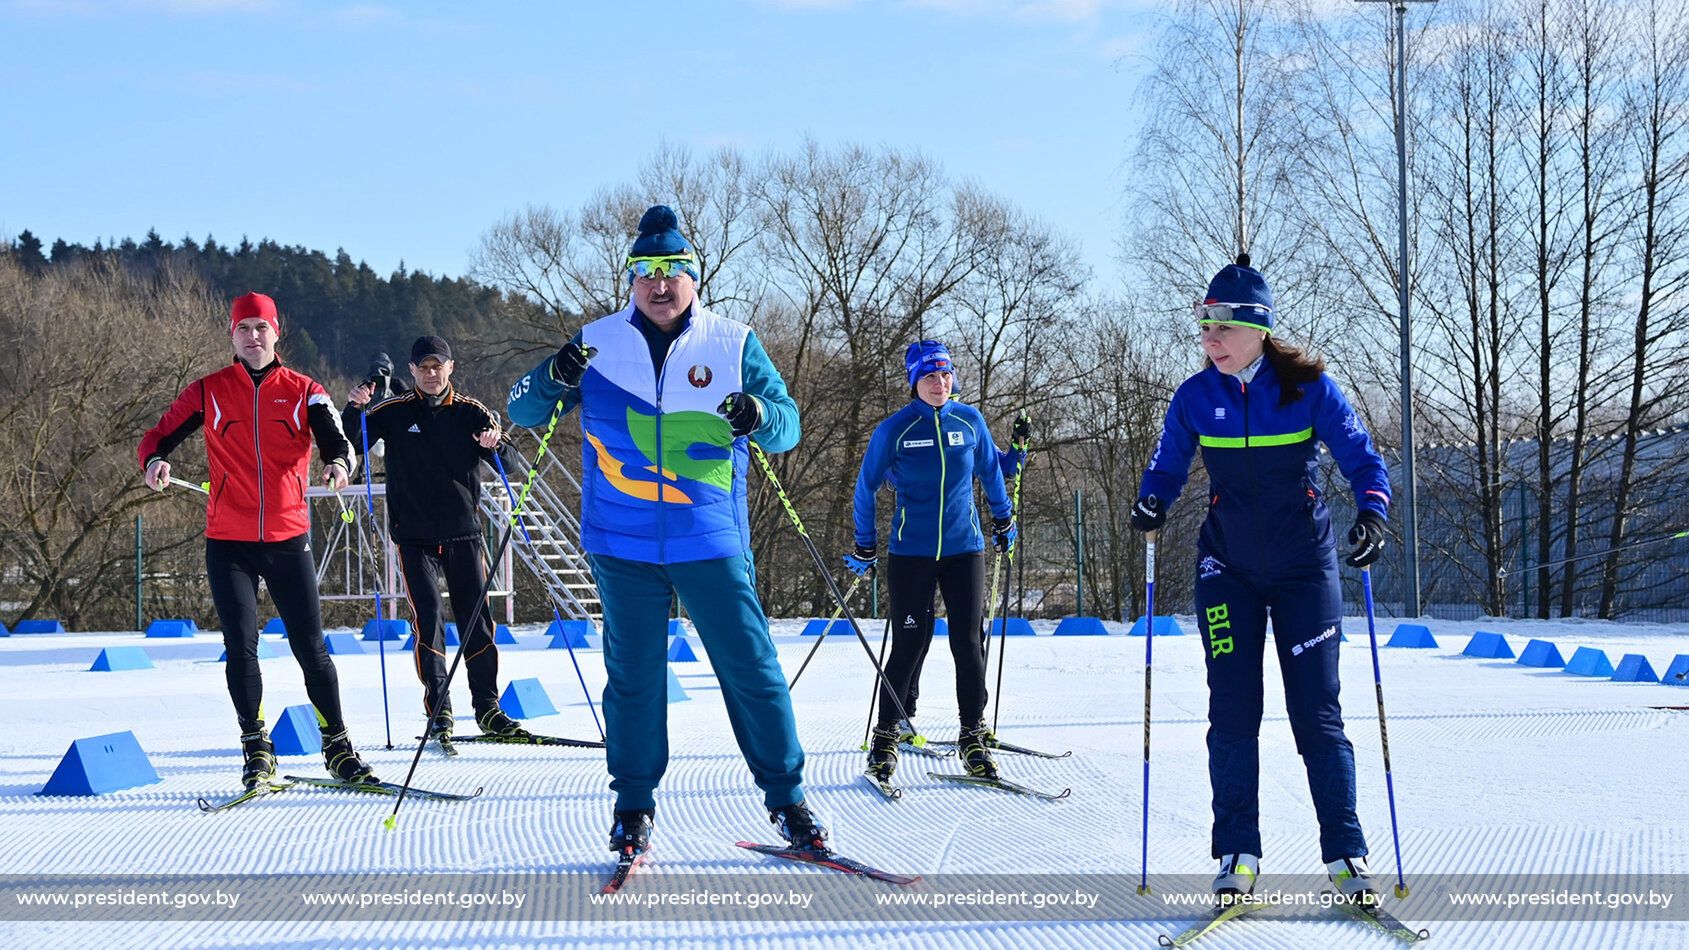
[652, 321, 690, 563]
[252, 371, 266, 539]
[1241, 377, 1265, 566]
[932, 406, 946, 560]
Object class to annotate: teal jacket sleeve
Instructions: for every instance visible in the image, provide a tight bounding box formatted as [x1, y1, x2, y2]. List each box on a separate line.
[742, 330, 800, 454]
[506, 333, 584, 428]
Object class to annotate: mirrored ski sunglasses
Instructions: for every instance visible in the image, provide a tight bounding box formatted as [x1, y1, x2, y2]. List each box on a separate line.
[626, 255, 700, 281]
[1193, 300, 1271, 330]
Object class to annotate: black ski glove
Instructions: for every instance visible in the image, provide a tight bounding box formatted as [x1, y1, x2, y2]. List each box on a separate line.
[1130, 495, 1165, 532]
[717, 392, 762, 437]
[1344, 509, 1388, 568]
[1011, 415, 1032, 450]
[991, 516, 1017, 553]
[551, 341, 595, 388]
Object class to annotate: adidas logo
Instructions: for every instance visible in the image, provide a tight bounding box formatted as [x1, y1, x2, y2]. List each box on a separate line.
[407, 424, 421, 433]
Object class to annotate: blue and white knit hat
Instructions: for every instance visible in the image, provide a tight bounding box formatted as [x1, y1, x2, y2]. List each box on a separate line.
[1199, 253, 1274, 333]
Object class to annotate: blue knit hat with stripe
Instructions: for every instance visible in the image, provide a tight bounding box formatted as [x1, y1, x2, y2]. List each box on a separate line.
[1200, 253, 1274, 333]
[905, 339, 956, 389]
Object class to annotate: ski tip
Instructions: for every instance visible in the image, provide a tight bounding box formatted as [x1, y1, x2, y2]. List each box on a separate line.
[383, 815, 397, 831]
[911, 735, 928, 748]
[1156, 937, 1175, 948]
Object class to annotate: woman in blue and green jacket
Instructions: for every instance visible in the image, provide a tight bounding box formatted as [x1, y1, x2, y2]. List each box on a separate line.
[1130, 254, 1391, 905]
[845, 339, 1026, 784]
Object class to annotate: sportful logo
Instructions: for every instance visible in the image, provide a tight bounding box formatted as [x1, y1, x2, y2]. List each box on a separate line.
[687, 364, 713, 388]
[1214, 407, 1226, 420]
[1290, 625, 1339, 657]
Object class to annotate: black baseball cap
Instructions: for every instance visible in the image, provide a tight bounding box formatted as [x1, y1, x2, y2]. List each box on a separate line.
[410, 336, 452, 364]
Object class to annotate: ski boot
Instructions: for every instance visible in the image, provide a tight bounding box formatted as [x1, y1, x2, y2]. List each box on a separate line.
[426, 710, 456, 754]
[769, 800, 830, 852]
[240, 729, 277, 789]
[894, 718, 932, 755]
[476, 706, 532, 739]
[320, 728, 378, 784]
[609, 808, 655, 856]
[959, 720, 1000, 781]
[866, 724, 899, 783]
[1327, 856, 1380, 905]
[1213, 853, 1259, 906]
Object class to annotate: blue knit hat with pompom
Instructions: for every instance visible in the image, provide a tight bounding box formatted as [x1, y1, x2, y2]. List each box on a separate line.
[627, 205, 700, 282]
[1199, 252, 1274, 333]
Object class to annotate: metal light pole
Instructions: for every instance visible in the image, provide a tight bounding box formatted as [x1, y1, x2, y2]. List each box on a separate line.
[1357, 0, 1435, 617]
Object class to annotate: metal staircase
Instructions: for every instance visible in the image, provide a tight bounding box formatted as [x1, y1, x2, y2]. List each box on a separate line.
[479, 442, 601, 622]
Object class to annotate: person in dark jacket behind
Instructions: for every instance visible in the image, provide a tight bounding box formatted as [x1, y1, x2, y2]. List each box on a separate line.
[139, 291, 377, 791]
[845, 339, 1025, 785]
[1131, 254, 1391, 907]
[345, 335, 524, 745]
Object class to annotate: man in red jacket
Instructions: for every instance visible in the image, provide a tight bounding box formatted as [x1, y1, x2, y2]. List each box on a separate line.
[139, 292, 378, 790]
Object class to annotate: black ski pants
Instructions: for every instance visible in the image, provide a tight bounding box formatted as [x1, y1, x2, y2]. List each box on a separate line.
[398, 539, 500, 722]
[206, 534, 346, 735]
[877, 551, 988, 729]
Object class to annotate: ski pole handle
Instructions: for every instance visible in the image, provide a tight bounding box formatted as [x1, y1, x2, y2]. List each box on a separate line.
[166, 476, 210, 494]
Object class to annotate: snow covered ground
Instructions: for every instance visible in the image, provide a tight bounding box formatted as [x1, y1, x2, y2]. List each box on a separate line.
[2, 613, 1687, 949]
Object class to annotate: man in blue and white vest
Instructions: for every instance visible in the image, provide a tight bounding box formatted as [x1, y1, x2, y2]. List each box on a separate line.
[507, 205, 826, 861]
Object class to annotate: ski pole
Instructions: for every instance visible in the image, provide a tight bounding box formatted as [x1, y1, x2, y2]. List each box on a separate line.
[1361, 566, 1410, 898]
[490, 448, 604, 740]
[357, 410, 393, 750]
[859, 612, 894, 750]
[384, 395, 569, 829]
[1497, 530, 1688, 576]
[1137, 529, 1156, 896]
[989, 421, 1030, 732]
[748, 441, 919, 730]
[787, 573, 866, 691]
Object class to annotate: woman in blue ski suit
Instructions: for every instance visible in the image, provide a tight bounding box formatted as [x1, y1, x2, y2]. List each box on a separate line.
[1131, 255, 1391, 903]
[845, 340, 1026, 783]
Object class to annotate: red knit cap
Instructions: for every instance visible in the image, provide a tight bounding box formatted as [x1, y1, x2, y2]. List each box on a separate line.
[229, 292, 280, 334]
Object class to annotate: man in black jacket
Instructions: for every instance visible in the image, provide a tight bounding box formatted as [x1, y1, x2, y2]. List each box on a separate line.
[345, 335, 527, 745]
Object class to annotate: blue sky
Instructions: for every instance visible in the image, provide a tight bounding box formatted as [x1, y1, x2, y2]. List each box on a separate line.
[2, 0, 1162, 282]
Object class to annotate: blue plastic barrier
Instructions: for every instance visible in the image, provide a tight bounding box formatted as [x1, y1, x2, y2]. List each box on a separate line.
[323, 632, 364, 655]
[500, 678, 557, 718]
[667, 637, 698, 662]
[144, 619, 197, 638]
[1611, 654, 1659, 683]
[1564, 646, 1615, 677]
[361, 618, 410, 642]
[13, 619, 67, 634]
[1128, 616, 1185, 637]
[271, 704, 323, 756]
[989, 617, 1037, 637]
[1386, 623, 1438, 648]
[220, 640, 281, 661]
[40, 731, 161, 795]
[1053, 617, 1110, 636]
[1517, 639, 1566, 668]
[666, 667, 690, 703]
[90, 646, 153, 671]
[1463, 631, 1514, 659]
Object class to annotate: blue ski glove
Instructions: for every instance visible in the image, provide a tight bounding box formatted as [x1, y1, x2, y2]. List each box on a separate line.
[842, 544, 877, 576]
